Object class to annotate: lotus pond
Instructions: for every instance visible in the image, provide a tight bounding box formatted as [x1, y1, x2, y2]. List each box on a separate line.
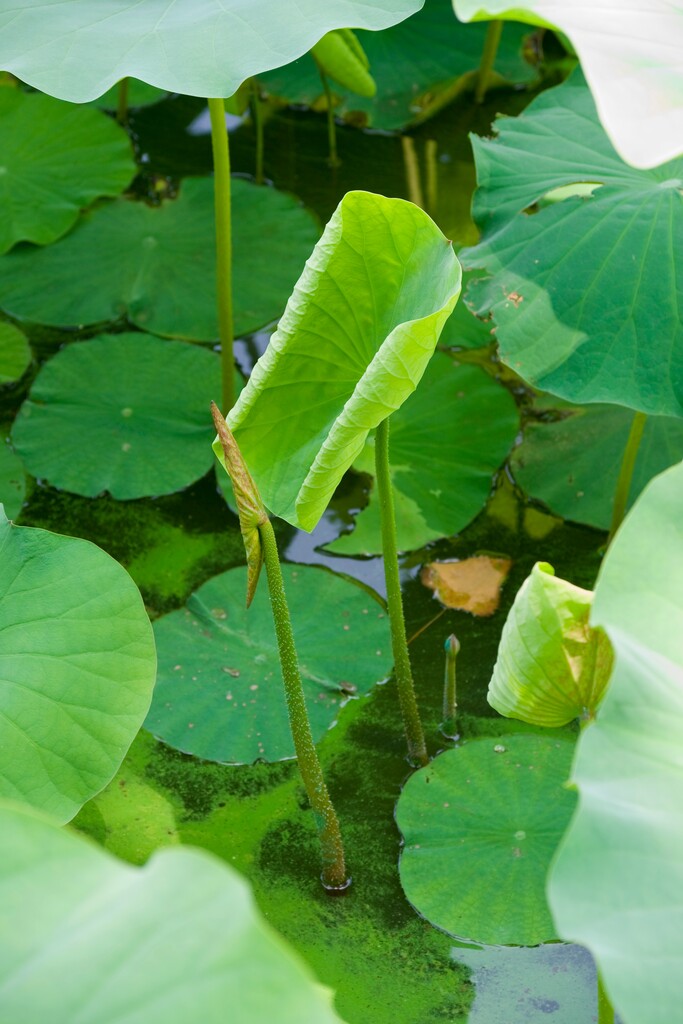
[1, 4, 682, 1024]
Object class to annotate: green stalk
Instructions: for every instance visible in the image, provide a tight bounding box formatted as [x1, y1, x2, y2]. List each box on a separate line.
[425, 138, 438, 219]
[608, 410, 647, 544]
[441, 634, 460, 739]
[475, 20, 503, 103]
[208, 97, 235, 412]
[249, 79, 265, 185]
[316, 63, 340, 168]
[375, 418, 428, 766]
[116, 77, 129, 125]
[401, 136, 425, 212]
[597, 971, 615, 1024]
[259, 518, 349, 890]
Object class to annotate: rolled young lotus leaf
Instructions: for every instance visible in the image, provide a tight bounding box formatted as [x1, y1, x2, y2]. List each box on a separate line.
[488, 562, 613, 727]
[312, 29, 376, 97]
[218, 190, 462, 532]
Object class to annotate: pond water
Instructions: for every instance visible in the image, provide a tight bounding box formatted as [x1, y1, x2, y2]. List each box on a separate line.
[3, 80, 610, 1022]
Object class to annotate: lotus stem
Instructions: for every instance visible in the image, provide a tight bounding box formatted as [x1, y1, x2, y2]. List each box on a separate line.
[249, 79, 265, 185]
[475, 20, 503, 103]
[425, 138, 438, 219]
[608, 410, 647, 544]
[116, 77, 129, 125]
[374, 417, 428, 766]
[597, 971, 615, 1024]
[315, 62, 340, 168]
[208, 97, 236, 412]
[401, 136, 425, 211]
[441, 634, 460, 739]
[258, 518, 350, 891]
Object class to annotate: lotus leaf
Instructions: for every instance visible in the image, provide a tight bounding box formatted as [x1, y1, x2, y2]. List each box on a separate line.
[0, 803, 343, 1023]
[0, 88, 135, 254]
[548, 461, 683, 1024]
[260, 0, 535, 131]
[12, 333, 224, 500]
[326, 355, 518, 554]
[511, 398, 683, 530]
[146, 564, 391, 763]
[396, 733, 577, 945]
[0, 322, 31, 384]
[453, 0, 683, 169]
[463, 70, 683, 417]
[93, 79, 166, 111]
[0, 510, 156, 821]
[0, 0, 422, 103]
[488, 562, 613, 727]
[311, 30, 375, 98]
[0, 177, 319, 341]
[221, 191, 461, 532]
[0, 437, 25, 519]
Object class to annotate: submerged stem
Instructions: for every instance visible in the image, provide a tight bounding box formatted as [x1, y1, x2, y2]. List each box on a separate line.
[401, 136, 425, 212]
[475, 20, 503, 103]
[116, 77, 129, 125]
[259, 518, 349, 891]
[375, 418, 428, 766]
[441, 634, 460, 739]
[208, 97, 235, 412]
[249, 79, 265, 185]
[608, 410, 647, 544]
[597, 971, 615, 1024]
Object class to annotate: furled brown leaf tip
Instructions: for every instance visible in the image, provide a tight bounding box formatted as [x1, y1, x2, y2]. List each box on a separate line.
[211, 401, 268, 607]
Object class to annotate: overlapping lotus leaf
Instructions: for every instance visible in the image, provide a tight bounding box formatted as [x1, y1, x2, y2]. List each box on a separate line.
[0, 0, 422, 102]
[453, 0, 683, 168]
[0, 804, 343, 1023]
[222, 191, 461, 532]
[0, 88, 135, 254]
[0, 177, 319, 341]
[511, 398, 683, 530]
[0, 323, 31, 384]
[463, 70, 683, 417]
[0, 510, 156, 821]
[549, 461, 683, 1024]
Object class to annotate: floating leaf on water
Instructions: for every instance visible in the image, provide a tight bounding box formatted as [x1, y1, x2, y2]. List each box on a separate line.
[0, 177, 319, 341]
[397, 733, 577, 945]
[0, 88, 135, 254]
[12, 333, 225, 500]
[488, 562, 613, 727]
[421, 554, 513, 616]
[512, 397, 683, 530]
[146, 564, 391, 764]
[0, 438, 25, 520]
[0, 322, 31, 385]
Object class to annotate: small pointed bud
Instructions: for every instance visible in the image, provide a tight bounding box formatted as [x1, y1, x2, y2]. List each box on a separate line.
[445, 634, 460, 658]
[211, 402, 268, 607]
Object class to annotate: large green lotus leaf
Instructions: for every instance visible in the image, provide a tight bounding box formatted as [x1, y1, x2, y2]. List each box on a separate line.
[223, 191, 461, 532]
[11, 333, 223, 500]
[0, 177, 319, 341]
[0, 322, 31, 384]
[0, 89, 135, 255]
[439, 269, 493, 350]
[146, 564, 391, 764]
[260, 0, 535, 131]
[326, 355, 518, 555]
[488, 562, 613, 727]
[454, 1, 683, 169]
[0, 804, 343, 1024]
[397, 733, 577, 945]
[463, 70, 683, 417]
[0, 0, 422, 103]
[0, 510, 156, 822]
[548, 461, 683, 1024]
[512, 399, 683, 530]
